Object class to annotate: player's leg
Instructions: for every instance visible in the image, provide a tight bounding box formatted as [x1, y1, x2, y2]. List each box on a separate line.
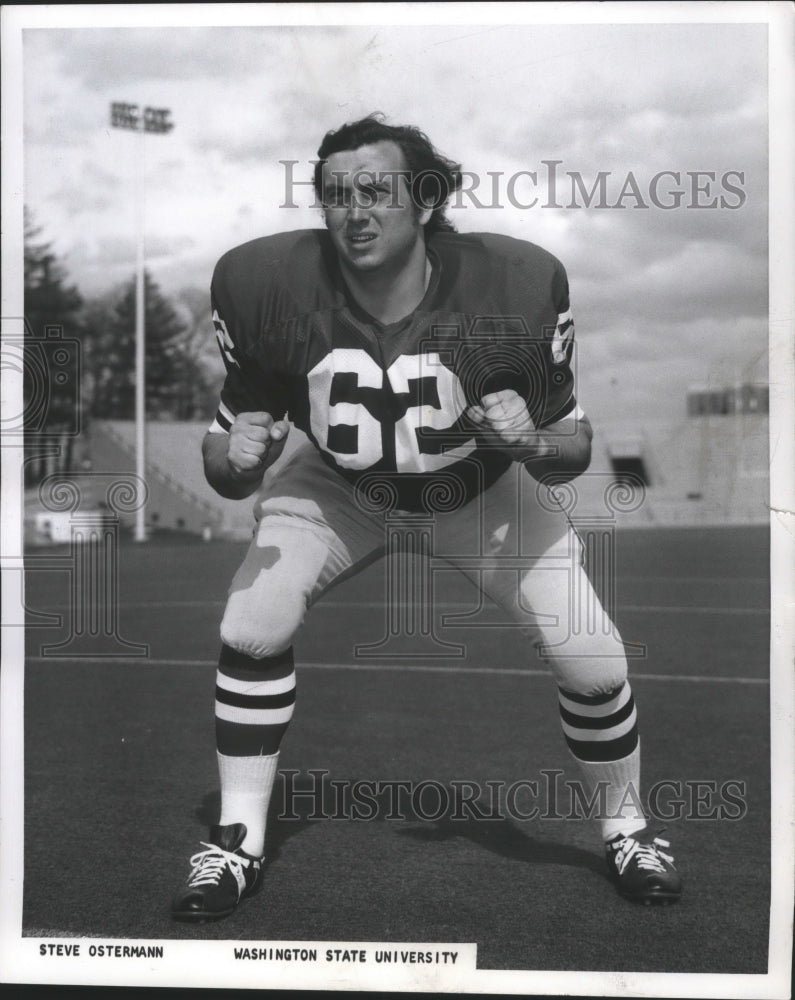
[172, 445, 386, 921]
[434, 462, 642, 833]
[435, 463, 680, 902]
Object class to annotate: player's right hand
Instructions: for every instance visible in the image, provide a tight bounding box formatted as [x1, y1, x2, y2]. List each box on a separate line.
[227, 412, 290, 477]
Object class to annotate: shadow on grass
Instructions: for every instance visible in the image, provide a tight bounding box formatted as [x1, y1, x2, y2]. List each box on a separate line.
[396, 812, 605, 877]
[197, 777, 604, 879]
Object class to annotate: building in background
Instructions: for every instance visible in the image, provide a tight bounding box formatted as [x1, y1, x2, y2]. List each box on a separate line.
[578, 382, 770, 526]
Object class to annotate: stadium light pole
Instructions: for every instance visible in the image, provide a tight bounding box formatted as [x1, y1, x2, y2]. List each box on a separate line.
[110, 102, 174, 542]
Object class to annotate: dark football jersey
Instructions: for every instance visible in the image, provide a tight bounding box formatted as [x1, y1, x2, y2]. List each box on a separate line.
[209, 229, 577, 512]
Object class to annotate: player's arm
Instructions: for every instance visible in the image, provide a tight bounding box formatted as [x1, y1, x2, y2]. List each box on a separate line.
[205, 263, 292, 500]
[468, 255, 592, 481]
[468, 390, 592, 483]
[519, 410, 592, 483]
[202, 413, 290, 500]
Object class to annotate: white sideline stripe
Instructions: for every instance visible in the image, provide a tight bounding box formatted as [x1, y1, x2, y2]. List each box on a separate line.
[622, 575, 768, 585]
[622, 605, 766, 616]
[25, 656, 769, 685]
[32, 599, 768, 616]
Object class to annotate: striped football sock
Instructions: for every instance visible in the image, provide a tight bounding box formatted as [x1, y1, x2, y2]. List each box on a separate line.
[214, 644, 296, 857]
[558, 682, 647, 841]
[217, 751, 280, 858]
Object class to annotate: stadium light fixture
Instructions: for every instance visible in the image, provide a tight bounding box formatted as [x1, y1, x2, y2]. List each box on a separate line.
[110, 103, 174, 542]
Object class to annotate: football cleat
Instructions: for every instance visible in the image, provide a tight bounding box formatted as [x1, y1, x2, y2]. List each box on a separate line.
[171, 823, 265, 921]
[605, 829, 682, 905]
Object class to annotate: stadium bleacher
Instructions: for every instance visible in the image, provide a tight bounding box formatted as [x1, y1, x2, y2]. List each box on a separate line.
[79, 392, 768, 538]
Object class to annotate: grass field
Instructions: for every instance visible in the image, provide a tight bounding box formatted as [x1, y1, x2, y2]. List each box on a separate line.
[21, 523, 771, 974]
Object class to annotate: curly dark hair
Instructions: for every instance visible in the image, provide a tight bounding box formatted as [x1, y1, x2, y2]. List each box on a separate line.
[314, 113, 462, 234]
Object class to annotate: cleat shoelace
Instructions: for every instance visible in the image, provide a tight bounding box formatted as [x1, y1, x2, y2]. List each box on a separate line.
[187, 843, 250, 888]
[612, 835, 675, 876]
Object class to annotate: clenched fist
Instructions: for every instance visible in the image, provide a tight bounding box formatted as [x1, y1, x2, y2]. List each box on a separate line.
[467, 389, 537, 449]
[228, 412, 290, 477]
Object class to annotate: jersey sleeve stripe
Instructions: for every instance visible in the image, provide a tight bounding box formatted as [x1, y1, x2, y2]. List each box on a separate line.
[208, 400, 237, 434]
[538, 394, 577, 428]
[218, 400, 236, 423]
[556, 404, 586, 423]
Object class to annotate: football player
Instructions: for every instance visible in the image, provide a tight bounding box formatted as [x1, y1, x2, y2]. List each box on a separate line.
[171, 115, 682, 921]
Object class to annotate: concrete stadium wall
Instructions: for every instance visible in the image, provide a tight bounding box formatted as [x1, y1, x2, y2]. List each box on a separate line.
[85, 412, 770, 536]
[584, 413, 769, 526]
[87, 421, 250, 537]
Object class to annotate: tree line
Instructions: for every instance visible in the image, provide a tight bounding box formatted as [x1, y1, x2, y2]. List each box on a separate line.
[23, 211, 223, 485]
[23, 211, 222, 478]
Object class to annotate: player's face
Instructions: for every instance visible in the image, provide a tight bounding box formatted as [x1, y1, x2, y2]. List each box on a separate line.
[321, 141, 432, 275]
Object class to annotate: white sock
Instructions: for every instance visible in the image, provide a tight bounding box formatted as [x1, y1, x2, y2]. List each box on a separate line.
[572, 742, 647, 842]
[217, 751, 280, 857]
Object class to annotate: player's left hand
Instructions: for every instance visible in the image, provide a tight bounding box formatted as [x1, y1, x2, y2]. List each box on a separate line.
[467, 389, 538, 449]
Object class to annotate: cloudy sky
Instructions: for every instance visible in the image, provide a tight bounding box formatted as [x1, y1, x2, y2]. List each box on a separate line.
[16, 7, 771, 427]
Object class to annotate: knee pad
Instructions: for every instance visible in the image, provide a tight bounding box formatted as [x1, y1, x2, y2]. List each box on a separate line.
[548, 647, 629, 699]
[220, 591, 304, 659]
